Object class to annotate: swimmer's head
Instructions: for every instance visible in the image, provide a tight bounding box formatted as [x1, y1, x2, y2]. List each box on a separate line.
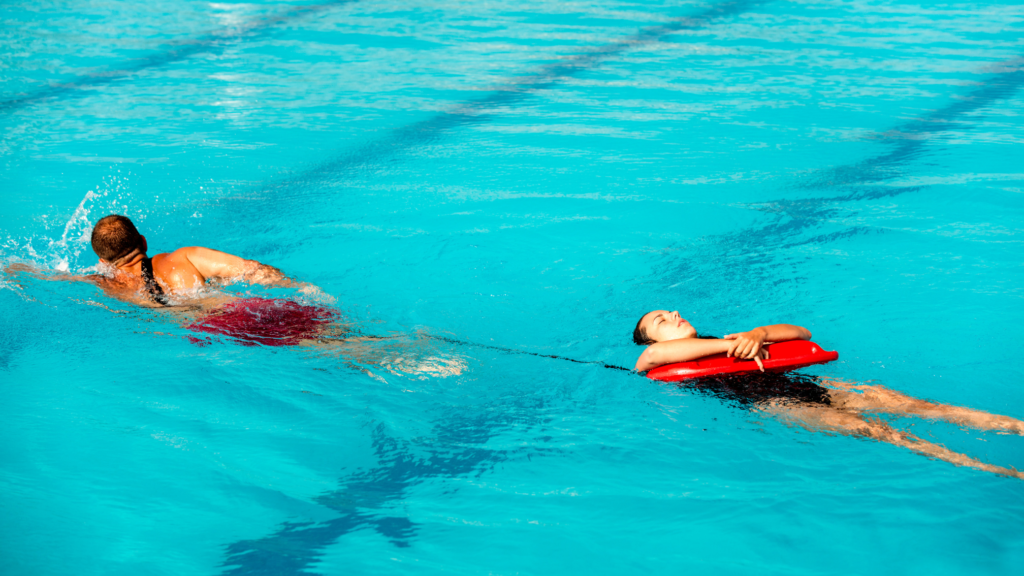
[633, 310, 697, 345]
[91, 214, 147, 266]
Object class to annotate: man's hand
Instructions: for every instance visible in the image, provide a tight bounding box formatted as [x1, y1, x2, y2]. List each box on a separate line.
[724, 328, 768, 360]
[5, 262, 40, 278]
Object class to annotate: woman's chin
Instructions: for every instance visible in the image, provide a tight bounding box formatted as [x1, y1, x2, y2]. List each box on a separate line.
[668, 329, 697, 340]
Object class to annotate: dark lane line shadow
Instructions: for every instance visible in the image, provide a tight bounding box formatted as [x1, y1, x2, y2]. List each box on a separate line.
[699, 54, 1024, 265]
[0, 0, 360, 113]
[792, 56, 1024, 204]
[257, 0, 772, 201]
[221, 401, 557, 576]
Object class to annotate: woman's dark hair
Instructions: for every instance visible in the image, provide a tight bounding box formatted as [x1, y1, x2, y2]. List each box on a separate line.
[633, 314, 654, 346]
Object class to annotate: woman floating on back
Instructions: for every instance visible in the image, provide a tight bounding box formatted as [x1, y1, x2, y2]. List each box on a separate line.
[632, 309, 1024, 480]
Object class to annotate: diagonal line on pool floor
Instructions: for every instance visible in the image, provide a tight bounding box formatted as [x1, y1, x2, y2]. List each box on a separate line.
[648, 53, 1024, 306]
[257, 0, 773, 201]
[0, 0, 361, 113]
[735, 54, 1024, 243]
[792, 56, 1024, 202]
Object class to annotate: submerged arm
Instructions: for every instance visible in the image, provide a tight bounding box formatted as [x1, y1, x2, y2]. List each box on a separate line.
[4, 263, 101, 284]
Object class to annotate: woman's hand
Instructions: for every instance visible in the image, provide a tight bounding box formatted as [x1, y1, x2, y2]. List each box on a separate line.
[724, 328, 768, 360]
[752, 347, 769, 372]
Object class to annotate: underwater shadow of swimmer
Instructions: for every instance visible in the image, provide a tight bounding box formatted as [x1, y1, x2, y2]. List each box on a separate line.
[0, 0, 361, 113]
[220, 401, 558, 576]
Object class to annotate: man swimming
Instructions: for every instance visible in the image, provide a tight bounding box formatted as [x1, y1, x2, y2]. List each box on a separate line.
[87, 214, 314, 307]
[6, 214, 464, 376]
[633, 309, 1024, 479]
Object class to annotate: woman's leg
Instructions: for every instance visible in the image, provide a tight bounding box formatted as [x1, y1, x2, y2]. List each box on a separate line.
[762, 402, 1024, 480]
[823, 381, 1024, 435]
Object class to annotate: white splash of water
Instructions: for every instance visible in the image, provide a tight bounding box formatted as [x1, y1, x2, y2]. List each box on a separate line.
[47, 189, 100, 272]
[58, 190, 98, 247]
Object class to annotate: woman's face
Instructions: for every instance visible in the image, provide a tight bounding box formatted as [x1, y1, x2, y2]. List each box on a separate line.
[641, 310, 697, 342]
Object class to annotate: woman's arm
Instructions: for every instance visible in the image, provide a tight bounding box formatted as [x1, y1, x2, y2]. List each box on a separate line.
[723, 324, 811, 359]
[634, 323, 811, 373]
[635, 338, 733, 372]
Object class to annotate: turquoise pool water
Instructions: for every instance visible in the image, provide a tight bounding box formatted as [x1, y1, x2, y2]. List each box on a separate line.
[2, 0, 1023, 574]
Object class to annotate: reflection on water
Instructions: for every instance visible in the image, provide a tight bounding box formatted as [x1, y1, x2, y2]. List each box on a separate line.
[0, 1, 361, 113]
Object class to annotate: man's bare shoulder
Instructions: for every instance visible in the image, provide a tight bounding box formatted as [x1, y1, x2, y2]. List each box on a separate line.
[157, 247, 223, 269]
[160, 246, 206, 260]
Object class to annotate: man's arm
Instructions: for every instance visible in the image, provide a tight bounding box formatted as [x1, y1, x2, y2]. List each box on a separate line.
[179, 247, 333, 301]
[180, 247, 300, 288]
[4, 263, 101, 284]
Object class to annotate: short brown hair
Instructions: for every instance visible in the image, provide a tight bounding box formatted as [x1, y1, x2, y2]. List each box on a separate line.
[91, 214, 143, 261]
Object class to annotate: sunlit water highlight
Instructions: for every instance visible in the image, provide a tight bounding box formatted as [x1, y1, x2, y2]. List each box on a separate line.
[2, 1, 1023, 574]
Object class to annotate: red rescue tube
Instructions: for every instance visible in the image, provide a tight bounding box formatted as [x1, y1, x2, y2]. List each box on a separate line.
[646, 340, 838, 382]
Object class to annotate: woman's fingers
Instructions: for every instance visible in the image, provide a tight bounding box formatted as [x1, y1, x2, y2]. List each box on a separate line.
[723, 333, 738, 340]
[730, 337, 771, 360]
[727, 339, 741, 357]
[736, 340, 750, 358]
[754, 355, 765, 372]
[749, 342, 763, 359]
[740, 341, 755, 359]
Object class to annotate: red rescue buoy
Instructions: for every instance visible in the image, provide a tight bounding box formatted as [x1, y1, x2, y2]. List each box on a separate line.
[646, 340, 838, 382]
